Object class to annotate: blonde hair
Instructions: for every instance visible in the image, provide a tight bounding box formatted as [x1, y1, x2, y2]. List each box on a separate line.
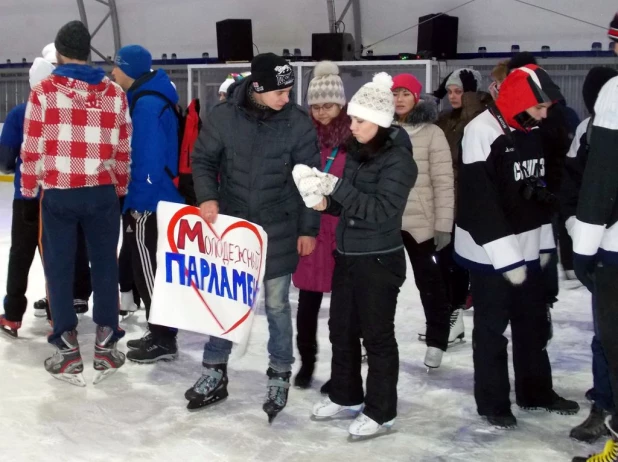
[491, 60, 509, 84]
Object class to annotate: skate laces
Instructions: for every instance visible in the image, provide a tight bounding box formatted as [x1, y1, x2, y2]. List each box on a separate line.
[267, 378, 290, 406]
[584, 439, 617, 462]
[194, 371, 222, 395]
[449, 310, 459, 328]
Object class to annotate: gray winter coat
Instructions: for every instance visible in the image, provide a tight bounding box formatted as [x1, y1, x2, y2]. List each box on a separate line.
[326, 126, 417, 255]
[192, 79, 321, 280]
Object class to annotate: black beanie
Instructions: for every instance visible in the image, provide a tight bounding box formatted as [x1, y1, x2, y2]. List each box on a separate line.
[583, 67, 618, 113]
[507, 52, 537, 74]
[250, 53, 294, 93]
[55, 20, 91, 61]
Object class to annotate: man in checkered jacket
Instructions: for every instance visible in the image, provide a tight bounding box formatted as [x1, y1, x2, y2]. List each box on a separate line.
[20, 21, 132, 387]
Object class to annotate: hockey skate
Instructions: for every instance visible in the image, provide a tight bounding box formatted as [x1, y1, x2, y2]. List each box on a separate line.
[33, 297, 48, 318]
[263, 368, 291, 423]
[348, 413, 395, 442]
[447, 308, 465, 348]
[185, 364, 229, 412]
[93, 326, 125, 385]
[424, 346, 443, 370]
[312, 396, 363, 421]
[0, 315, 21, 338]
[44, 330, 86, 387]
[119, 291, 138, 319]
[570, 403, 611, 443]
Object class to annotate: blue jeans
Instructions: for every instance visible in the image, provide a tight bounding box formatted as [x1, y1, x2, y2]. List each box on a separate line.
[42, 186, 124, 344]
[588, 295, 615, 412]
[202, 274, 294, 372]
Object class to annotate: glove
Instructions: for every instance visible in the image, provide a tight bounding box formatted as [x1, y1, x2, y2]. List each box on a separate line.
[459, 69, 478, 93]
[433, 72, 453, 100]
[573, 256, 596, 293]
[311, 167, 340, 196]
[293, 164, 324, 208]
[503, 265, 527, 286]
[433, 231, 452, 252]
[540, 253, 552, 268]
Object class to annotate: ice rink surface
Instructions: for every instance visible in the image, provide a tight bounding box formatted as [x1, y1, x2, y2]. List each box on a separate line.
[0, 182, 600, 461]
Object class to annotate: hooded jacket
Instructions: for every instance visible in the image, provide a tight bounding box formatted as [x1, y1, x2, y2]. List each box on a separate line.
[454, 65, 557, 273]
[395, 96, 454, 243]
[191, 78, 321, 280]
[20, 64, 132, 198]
[569, 75, 618, 266]
[123, 69, 185, 213]
[325, 126, 417, 255]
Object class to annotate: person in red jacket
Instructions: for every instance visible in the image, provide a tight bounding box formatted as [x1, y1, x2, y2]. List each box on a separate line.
[21, 21, 132, 387]
[292, 61, 349, 390]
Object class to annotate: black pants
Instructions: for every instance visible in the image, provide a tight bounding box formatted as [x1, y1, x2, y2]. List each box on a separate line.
[438, 239, 469, 308]
[5, 199, 91, 322]
[126, 211, 176, 339]
[329, 250, 405, 424]
[401, 231, 450, 351]
[118, 210, 140, 305]
[544, 217, 560, 305]
[594, 264, 618, 421]
[557, 216, 574, 272]
[470, 270, 554, 416]
[297, 290, 324, 363]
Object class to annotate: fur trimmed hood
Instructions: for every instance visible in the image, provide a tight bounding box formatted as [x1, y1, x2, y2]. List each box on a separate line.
[400, 94, 439, 126]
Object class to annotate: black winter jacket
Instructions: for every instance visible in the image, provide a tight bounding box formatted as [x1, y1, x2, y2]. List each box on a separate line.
[325, 126, 417, 255]
[191, 79, 321, 280]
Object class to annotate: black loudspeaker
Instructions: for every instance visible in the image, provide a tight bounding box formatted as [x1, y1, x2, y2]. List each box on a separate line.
[216, 19, 254, 62]
[312, 33, 355, 61]
[417, 14, 459, 59]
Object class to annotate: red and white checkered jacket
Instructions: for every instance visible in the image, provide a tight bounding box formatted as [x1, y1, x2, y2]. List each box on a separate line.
[20, 73, 132, 198]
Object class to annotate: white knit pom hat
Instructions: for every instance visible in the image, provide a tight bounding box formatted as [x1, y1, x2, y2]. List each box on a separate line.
[307, 61, 346, 106]
[347, 72, 395, 128]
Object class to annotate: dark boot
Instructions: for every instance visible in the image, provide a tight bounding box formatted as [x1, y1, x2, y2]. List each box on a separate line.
[570, 403, 611, 443]
[294, 339, 317, 389]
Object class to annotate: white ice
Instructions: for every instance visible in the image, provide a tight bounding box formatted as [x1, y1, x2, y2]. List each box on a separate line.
[0, 181, 600, 462]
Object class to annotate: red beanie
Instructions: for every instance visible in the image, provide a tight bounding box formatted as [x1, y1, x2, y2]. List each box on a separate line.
[392, 74, 423, 101]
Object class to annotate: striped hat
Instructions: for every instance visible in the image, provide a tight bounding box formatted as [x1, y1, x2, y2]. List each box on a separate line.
[609, 12, 618, 42]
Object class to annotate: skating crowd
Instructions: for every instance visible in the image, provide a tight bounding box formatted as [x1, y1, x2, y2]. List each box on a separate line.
[1, 15, 618, 459]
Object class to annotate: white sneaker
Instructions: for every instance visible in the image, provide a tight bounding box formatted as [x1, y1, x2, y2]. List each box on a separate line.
[424, 346, 443, 369]
[348, 413, 395, 436]
[120, 291, 138, 314]
[312, 397, 362, 418]
[448, 308, 465, 344]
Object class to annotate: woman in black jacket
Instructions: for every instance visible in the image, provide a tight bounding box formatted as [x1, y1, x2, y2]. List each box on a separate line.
[293, 72, 417, 438]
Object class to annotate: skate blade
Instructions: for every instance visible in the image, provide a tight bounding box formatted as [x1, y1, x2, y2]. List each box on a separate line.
[0, 326, 18, 339]
[418, 334, 426, 342]
[310, 413, 361, 423]
[187, 394, 228, 412]
[347, 428, 397, 442]
[93, 368, 118, 385]
[51, 372, 87, 388]
[120, 311, 136, 322]
[447, 338, 466, 350]
[33, 310, 47, 318]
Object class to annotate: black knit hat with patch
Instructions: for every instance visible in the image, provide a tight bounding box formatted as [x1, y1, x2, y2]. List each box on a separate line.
[250, 53, 294, 93]
[583, 67, 618, 113]
[55, 20, 91, 61]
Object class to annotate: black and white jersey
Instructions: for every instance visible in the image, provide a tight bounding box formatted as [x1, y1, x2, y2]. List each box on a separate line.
[454, 109, 555, 273]
[570, 76, 618, 265]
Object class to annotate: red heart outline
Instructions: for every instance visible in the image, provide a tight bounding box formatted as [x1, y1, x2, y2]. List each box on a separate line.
[166, 206, 264, 336]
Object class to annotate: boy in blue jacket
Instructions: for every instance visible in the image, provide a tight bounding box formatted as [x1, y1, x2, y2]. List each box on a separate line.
[112, 45, 185, 363]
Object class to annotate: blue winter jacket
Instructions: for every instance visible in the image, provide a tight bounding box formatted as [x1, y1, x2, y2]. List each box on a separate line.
[123, 69, 184, 213]
[0, 103, 33, 200]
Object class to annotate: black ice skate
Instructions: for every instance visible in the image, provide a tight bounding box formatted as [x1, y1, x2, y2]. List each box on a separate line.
[0, 315, 21, 338]
[44, 330, 86, 387]
[74, 299, 88, 315]
[518, 391, 580, 415]
[570, 403, 611, 443]
[126, 336, 177, 363]
[185, 364, 229, 411]
[93, 326, 125, 385]
[33, 297, 48, 318]
[263, 367, 291, 423]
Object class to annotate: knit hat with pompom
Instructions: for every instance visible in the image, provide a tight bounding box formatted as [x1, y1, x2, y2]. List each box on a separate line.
[347, 72, 395, 128]
[307, 61, 346, 106]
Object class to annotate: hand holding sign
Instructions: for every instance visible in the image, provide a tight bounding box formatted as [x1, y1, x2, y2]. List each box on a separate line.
[199, 200, 219, 224]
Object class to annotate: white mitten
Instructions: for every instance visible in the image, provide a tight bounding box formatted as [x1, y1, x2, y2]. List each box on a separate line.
[292, 164, 315, 188]
[503, 265, 527, 286]
[297, 176, 324, 208]
[311, 167, 339, 195]
[540, 253, 551, 268]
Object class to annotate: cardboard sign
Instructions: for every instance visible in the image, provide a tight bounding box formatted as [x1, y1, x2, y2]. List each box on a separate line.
[149, 201, 268, 345]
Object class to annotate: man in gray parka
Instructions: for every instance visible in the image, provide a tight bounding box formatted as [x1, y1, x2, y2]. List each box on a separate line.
[187, 53, 321, 422]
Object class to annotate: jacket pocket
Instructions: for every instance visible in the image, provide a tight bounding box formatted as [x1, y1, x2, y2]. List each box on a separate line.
[375, 250, 406, 288]
[260, 196, 299, 226]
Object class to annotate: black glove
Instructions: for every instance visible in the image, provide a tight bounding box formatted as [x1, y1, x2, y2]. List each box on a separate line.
[459, 70, 478, 93]
[573, 255, 596, 293]
[433, 72, 453, 100]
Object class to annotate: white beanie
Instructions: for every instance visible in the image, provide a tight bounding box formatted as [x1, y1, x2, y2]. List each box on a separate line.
[29, 57, 55, 89]
[446, 68, 482, 90]
[347, 72, 395, 128]
[42, 43, 57, 64]
[307, 61, 346, 106]
[219, 78, 235, 95]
